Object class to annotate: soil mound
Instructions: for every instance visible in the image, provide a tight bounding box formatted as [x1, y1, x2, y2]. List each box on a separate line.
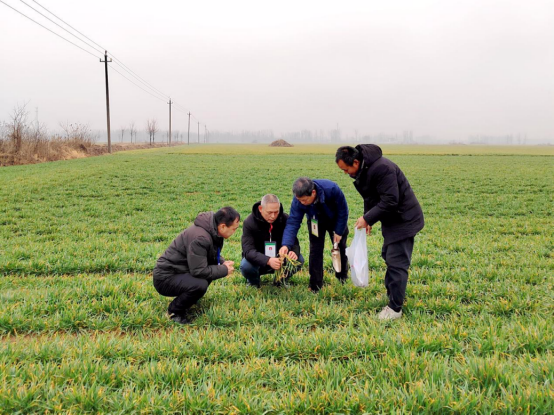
[269, 139, 293, 147]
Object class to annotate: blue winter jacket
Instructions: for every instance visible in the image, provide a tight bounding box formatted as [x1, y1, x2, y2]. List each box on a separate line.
[281, 179, 349, 248]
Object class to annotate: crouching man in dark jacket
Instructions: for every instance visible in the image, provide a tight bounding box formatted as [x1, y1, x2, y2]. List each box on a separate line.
[336, 145, 424, 320]
[241, 194, 304, 287]
[153, 207, 240, 324]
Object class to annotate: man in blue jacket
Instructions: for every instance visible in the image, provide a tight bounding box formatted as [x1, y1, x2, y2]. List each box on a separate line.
[335, 145, 424, 320]
[279, 177, 349, 292]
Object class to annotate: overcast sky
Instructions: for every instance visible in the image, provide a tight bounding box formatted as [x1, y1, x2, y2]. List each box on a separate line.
[1, 0, 553, 142]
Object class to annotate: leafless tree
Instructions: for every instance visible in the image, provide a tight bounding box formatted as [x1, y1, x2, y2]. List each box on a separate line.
[120, 127, 126, 143]
[129, 122, 137, 144]
[29, 121, 48, 141]
[146, 119, 158, 145]
[9, 103, 29, 152]
[59, 122, 94, 142]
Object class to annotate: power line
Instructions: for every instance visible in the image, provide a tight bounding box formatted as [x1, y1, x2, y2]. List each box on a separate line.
[173, 103, 191, 113]
[19, 0, 104, 55]
[30, 0, 105, 51]
[173, 103, 192, 113]
[29, 0, 171, 101]
[4, 0, 208, 129]
[110, 57, 169, 100]
[172, 107, 190, 116]
[0, 0, 99, 58]
[173, 102, 187, 110]
[173, 102, 203, 123]
[110, 65, 167, 103]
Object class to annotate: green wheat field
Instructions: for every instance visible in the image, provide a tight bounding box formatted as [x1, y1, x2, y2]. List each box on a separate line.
[0, 144, 552, 414]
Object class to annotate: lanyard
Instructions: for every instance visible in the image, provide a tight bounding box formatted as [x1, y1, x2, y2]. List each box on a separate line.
[269, 224, 273, 242]
[217, 247, 221, 265]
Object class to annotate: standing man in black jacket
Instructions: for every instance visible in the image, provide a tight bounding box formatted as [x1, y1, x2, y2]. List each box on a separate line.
[335, 145, 424, 320]
[241, 194, 304, 287]
[153, 207, 240, 324]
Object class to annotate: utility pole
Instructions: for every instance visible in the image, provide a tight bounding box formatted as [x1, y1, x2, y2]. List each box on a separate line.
[187, 112, 191, 145]
[168, 98, 172, 146]
[204, 125, 207, 143]
[198, 121, 200, 143]
[100, 51, 112, 153]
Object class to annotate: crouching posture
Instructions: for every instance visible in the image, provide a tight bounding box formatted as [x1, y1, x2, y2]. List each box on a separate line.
[153, 207, 240, 324]
[241, 194, 304, 287]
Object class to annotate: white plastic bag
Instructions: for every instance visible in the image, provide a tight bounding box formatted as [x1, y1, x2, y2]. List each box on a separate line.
[346, 228, 369, 287]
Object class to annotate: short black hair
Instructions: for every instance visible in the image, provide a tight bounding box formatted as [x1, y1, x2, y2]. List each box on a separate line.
[214, 206, 240, 226]
[335, 146, 359, 166]
[292, 177, 315, 197]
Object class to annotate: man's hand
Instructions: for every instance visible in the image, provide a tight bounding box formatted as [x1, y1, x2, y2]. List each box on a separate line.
[355, 216, 372, 235]
[267, 257, 282, 270]
[333, 233, 342, 244]
[355, 216, 367, 229]
[223, 260, 234, 274]
[288, 251, 298, 261]
[279, 246, 289, 257]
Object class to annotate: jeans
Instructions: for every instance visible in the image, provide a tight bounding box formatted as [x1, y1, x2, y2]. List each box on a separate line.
[240, 254, 305, 286]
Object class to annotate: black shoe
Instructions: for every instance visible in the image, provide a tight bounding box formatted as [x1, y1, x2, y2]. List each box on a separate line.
[167, 313, 192, 325]
[337, 276, 348, 285]
[246, 281, 261, 289]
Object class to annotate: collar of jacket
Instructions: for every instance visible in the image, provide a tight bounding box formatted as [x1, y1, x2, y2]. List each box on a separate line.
[353, 159, 366, 185]
[313, 181, 325, 204]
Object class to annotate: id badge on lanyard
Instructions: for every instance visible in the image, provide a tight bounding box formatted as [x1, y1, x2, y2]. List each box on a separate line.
[265, 223, 276, 257]
[311, 216, 319, 237]
[265, 242, 276, 257]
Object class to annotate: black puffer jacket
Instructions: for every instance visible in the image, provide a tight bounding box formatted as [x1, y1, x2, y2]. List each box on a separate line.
[153, 211, 229, 281]
[242, 202, 301, 267]
[353, 144, 424, 245]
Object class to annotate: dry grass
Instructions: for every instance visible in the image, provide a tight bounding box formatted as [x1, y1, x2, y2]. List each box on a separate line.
[0, 136, 173, 167]
[0, 103, 174, 166]
[0, 135, 94, 166]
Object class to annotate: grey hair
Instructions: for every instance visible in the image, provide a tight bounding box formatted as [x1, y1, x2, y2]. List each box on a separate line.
[292, 177, 315, 197]
[261, 194, 280, 207]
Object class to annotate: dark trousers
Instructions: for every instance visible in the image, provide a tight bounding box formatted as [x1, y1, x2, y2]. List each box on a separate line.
[307, 218, 348, 291]
[153, 274, 210, 316]
[381, 237, 414, 312]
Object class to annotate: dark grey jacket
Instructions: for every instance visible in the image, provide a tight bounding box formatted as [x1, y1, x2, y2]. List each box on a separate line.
[353, 144, 424, 245]
[153, 211, 229, 281]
